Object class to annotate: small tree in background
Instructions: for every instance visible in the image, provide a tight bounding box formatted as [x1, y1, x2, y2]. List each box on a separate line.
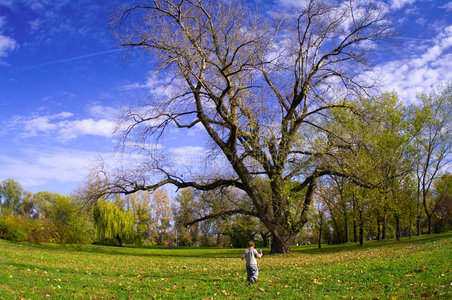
[0, 179, 24, 215]
[411, 84, 452, 234]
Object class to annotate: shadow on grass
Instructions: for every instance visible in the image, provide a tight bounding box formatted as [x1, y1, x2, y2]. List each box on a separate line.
[0, 239, 243, 258]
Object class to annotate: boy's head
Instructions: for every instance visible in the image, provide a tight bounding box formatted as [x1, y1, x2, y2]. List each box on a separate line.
[247, 240, 255, 248]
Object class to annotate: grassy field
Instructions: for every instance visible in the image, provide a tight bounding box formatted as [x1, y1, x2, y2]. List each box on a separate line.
[1, 233, 451, 299]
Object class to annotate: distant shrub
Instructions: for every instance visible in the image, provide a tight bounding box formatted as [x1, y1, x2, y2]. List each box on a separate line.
[0, 212, 93, 244]
[26, 219, 56, 243]
[0, 214, 27, 242]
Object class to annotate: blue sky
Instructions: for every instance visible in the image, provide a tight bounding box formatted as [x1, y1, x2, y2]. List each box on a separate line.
[0, 0, 451, 195]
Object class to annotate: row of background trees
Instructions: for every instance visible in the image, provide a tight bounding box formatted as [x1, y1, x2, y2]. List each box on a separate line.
[1, 83, 450, 249]
[0, 170, 450, 248]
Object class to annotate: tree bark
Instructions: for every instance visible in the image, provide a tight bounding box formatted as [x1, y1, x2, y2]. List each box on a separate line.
[395, 215, 401, 241]
[344, 210, 349, 243]
[318, 226, 322, 249]
[260, 232, 269, 248]
[359, 210, 364, 246]
[359, 227, 364, 246]
[376, 217, 381, 241]
[408, 212, 412, 239]
[116, 234, 123, 247]
[270, 231, 293, 254]
[416, 216, 421, 236]
[353, 199, 357, 242]
[382, 216, 387, 240]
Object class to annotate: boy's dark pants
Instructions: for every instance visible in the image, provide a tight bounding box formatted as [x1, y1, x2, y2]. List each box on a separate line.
[246, 265, 259, 282]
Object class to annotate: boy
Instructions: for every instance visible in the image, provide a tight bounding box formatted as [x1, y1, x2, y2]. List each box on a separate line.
[241, 240, 263, 283]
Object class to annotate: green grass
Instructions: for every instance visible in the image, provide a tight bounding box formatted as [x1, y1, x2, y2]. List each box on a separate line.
[1, 233, 451, 299]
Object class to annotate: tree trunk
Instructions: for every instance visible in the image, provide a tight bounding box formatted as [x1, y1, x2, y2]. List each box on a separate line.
[408, 212, 412, 239]
[427, 214, 432, 234]
[359, 225, 364, 246]
[416, 216, 421, 236]
[359, 210, 364, 246]
[382, 216, 387, 240]
[344, 210, 349, 243]
[260, 232, 269, 248]
[352, 199, 357, 242]
[270, 232, 292, 254]
[216, 233, 221, 246]
[376, 217, 381, 241]
[318, 225, 322, 249]
[395, 215, 401, 241]
[116, 234, 123, 247]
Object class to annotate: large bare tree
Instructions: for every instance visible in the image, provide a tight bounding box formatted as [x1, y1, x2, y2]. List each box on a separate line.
[91, 0, 392, 253]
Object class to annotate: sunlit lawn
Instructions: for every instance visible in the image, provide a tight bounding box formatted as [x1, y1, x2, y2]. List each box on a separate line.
[1, 232, 451, 299]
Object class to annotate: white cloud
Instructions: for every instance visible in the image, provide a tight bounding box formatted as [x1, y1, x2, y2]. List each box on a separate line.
[121, 82, 147, 90]
[0, 143, 150, 194]
[0, 147, 125, 194]
[390, 0, 416, 10]
[0, 148, 100, 187]
[21, 112, 73, 136]
[0, 16, 17, 57]
[169, 146, 206, 167]
[170, 146, 204, 156]
[58, 119, 115, 140]
[0, 0, 13, 8]
[10, 111, 115, 140]
[370, 25, 452, 103]
[440, 2, 452, 12]
[0, 34, 15, 56]
[87, 104, 119, 120]
[276, 0, 309, 9]
[121, 70, 183, 99]
[28, 18, 43, 32]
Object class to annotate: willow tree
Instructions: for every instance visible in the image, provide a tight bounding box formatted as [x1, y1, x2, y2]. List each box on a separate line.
[93, 198, 135, 246]
[93, 0, 392, 253]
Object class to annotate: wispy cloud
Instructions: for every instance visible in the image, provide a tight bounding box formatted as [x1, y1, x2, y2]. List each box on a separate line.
[0, 16, 16, 57]
[19, 49, 123, 69]
[121, 70, 184, 100]
[371, 25, 452, 103]
[169, 146, 206, 168]
[5, 110, 116, 141]
[390, 0, 416, 10]
[440, 2, 452, 12]
[0, 0, 13, 9]
[0, 147, 117, 191]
